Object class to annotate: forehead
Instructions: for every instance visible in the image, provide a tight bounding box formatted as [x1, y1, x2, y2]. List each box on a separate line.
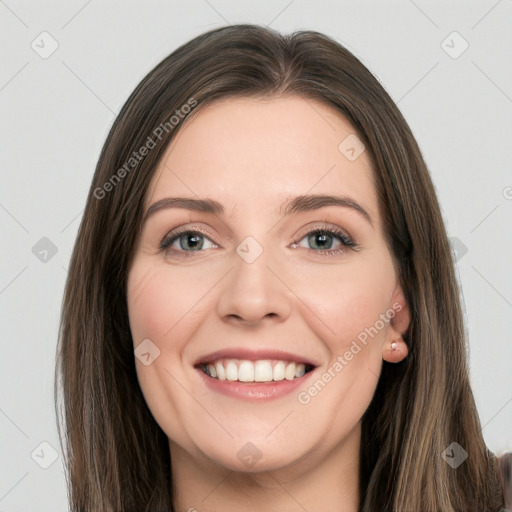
[146, 96, 377, 221]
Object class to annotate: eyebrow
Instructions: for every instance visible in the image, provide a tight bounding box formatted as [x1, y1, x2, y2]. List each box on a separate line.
[143, 194, 373, 227]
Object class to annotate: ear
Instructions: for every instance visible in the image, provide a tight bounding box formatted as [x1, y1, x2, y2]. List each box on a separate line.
[382, 284, 410, 363]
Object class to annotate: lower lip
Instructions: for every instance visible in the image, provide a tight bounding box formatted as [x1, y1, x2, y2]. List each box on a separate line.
[196, 367, 315, 400]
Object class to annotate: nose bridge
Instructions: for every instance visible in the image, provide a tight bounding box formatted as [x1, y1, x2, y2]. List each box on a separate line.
[216, 237, 292, 324]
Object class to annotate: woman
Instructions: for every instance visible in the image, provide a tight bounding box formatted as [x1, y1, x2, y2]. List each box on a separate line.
[55, 24, 509, 511]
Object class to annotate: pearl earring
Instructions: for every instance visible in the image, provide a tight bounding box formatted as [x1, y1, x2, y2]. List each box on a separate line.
[391, 342, 398, 351]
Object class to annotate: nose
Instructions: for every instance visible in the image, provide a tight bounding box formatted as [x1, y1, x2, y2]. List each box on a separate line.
[216, 246, 293, 327]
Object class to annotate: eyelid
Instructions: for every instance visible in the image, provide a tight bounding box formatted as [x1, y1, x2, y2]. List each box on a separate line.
[292, 221, 354, 243]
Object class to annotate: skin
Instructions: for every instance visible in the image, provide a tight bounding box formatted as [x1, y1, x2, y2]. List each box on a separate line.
[127, 96, 410, 512]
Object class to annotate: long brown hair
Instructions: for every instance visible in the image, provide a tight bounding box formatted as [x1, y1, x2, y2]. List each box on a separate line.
[55, 24, 506, 511]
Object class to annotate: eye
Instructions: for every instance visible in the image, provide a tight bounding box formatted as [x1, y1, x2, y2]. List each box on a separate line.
[160, 228, 218, 257]
[292, 227, 357, 256]
[159, 225, 357, 259]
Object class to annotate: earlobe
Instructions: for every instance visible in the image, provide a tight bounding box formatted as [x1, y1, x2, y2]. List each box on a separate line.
[383, 338, 409, 363]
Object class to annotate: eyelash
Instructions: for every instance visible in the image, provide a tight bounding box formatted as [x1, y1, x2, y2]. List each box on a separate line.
[159, 226, 358, 258]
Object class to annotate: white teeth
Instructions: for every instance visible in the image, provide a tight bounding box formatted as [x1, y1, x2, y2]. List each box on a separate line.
[238, 360, 255, 382]
[295, 363, 306, 378]
[226, 361, 238, 381]
[254, 361, 273, 382]
[215, 361, 226, 381]
[202, 359, 312, 382]
[284, 362, 296, 380]
[273, 361, 285, 381]
[207, 364, 217, 378]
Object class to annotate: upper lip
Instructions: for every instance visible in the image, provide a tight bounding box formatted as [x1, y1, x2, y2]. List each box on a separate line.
[194, 348, 319, 367]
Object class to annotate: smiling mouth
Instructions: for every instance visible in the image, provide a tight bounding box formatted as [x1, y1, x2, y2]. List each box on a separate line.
[197, 359, 315, 383]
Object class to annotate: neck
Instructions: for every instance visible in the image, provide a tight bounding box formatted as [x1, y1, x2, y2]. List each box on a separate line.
[170, 425, 361, 512]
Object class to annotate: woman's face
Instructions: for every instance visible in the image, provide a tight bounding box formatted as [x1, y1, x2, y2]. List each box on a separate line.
[127, 96, 409, 475]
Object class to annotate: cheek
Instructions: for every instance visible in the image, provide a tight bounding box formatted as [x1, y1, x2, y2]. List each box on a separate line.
[127, 264, 168, 343]
[303, 262, 397, 427]
[126, 260, 211, 447]
[127, 260, 208, 345]
[294, 255, 395, 351]
[291, 253, 395, 416]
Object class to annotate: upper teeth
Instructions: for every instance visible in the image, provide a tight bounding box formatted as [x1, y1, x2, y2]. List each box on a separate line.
[202, 359, 308, 382]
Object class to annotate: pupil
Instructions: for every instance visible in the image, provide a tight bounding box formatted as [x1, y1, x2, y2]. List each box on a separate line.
[310, 232, 332, 250]
[181, 234, 203, 250]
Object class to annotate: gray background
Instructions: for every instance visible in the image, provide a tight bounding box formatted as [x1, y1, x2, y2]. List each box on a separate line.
[1, 1, 511, 510]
